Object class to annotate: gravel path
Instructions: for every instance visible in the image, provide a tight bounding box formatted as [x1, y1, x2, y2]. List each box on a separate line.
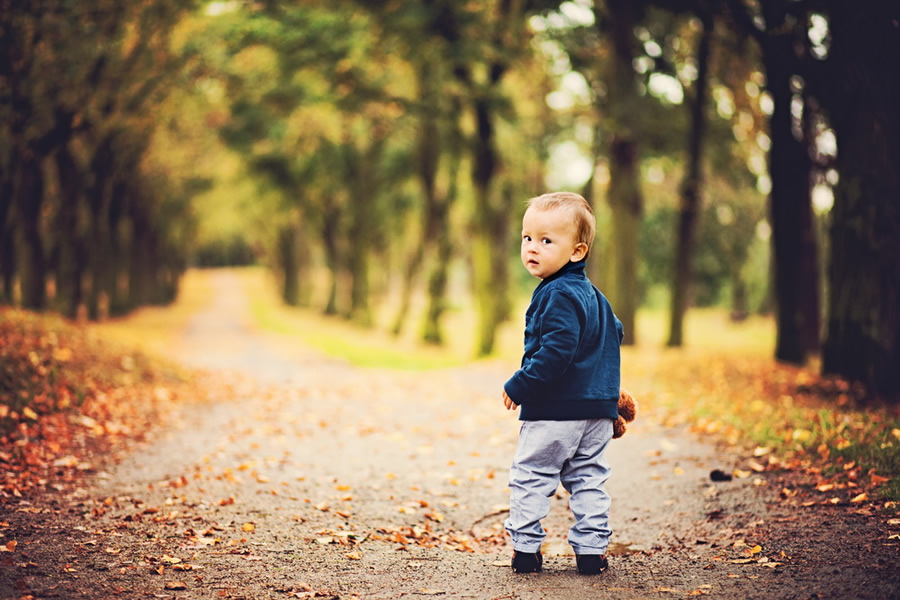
[2, 271, 897, 599]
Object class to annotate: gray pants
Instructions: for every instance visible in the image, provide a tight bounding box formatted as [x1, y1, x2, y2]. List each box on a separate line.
[505, 419, 614, 554]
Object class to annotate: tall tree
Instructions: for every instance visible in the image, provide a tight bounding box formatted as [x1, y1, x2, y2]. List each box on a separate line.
[667, 9, 713, 347]
[727, 0, 821, 363]
[601, 0, 645, 345]
[371, 0, 462, 344]
[817, 2, 900, 399]
[457, 0, 532, 356]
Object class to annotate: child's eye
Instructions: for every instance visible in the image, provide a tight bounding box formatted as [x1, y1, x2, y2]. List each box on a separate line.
[523, 235, 532, 242]
[541, 238, 552, 245]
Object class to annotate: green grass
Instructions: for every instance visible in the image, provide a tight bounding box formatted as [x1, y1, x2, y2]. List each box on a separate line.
[242, 270, 471, 370]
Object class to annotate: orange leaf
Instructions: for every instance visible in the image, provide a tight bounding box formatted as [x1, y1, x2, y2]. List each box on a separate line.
[242, 523, 255, 532]
[870, 473, 890, 486]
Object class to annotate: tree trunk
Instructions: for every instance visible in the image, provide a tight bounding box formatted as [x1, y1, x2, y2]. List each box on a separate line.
[820, 2, 900, 399]
[605, 139, 641, 345]
[1, 155, 17, 305]
[17, 155, 47, 310]
[761, 2, 821, 364]
[422, 112, 462, 345]
[53, 146, 86, 319]
[86, 141, 114, 321]
[344, 133, 383, 327]
[106, 181, 128, 316]
[668, 11, 712, 347]
[0, 226, 13, 305]
[129, 203, 153, 308]
[392, 61, 442, 337]
[278, 224, 300, 306]
[321, 201, 341, 316]
[603, 0, 643, 345]
[470, 90, 512, 356]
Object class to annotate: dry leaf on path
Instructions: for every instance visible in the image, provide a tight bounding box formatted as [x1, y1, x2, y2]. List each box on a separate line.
[164, 581, 188, 590]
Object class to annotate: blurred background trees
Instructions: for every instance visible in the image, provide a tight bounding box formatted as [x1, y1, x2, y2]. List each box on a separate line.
[1, 0, 898, 399]
[1, 0, 201, 319]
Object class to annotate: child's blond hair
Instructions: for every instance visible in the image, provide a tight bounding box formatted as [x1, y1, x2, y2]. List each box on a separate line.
[526, 191, 596, 255]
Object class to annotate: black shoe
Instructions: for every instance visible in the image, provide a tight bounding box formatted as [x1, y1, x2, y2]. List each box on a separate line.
[511, 551, 543, 573]
[576, 554, 608, 574]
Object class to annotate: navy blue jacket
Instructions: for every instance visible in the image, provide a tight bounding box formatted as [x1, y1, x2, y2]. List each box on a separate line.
[504, 260, 623, 421]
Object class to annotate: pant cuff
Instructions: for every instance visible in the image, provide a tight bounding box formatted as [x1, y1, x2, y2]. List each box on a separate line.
[571, 544, 607, 555]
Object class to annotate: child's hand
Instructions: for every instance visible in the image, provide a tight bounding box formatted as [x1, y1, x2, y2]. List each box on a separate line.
[502, 389, 518, 410]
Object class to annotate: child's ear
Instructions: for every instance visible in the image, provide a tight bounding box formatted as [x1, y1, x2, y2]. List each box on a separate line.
[570, 242, 588, 262]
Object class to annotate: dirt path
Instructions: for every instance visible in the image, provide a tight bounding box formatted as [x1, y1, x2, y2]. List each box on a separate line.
[2, 271, 898, 599]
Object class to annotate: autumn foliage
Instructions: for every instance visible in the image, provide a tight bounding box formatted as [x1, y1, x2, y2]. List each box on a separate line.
[0, 309, 190, 502]
[630, 348, 900, 505]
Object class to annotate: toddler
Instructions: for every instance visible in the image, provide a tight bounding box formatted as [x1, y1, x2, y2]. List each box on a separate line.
[502, 191, 623, 574]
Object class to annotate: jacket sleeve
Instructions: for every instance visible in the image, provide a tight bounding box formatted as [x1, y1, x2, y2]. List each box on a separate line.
[503, 291, 581, 405]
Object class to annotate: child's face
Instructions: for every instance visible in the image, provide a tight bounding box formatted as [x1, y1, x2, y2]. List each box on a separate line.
[520, 207, 588, 280]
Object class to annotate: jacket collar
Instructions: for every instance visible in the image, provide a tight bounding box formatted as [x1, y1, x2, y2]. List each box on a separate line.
[535, 260, 586, 291]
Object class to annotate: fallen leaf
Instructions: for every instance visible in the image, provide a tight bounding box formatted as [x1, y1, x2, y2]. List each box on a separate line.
[242, 523, 255, 533]
[871, 473, 890, 486]
[850, 493, 869, 504]
[164, 581, 188, 590]
[345, 552, 361, 560]
[2, 540, 16, 552]
[791, 429, 812, 442]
